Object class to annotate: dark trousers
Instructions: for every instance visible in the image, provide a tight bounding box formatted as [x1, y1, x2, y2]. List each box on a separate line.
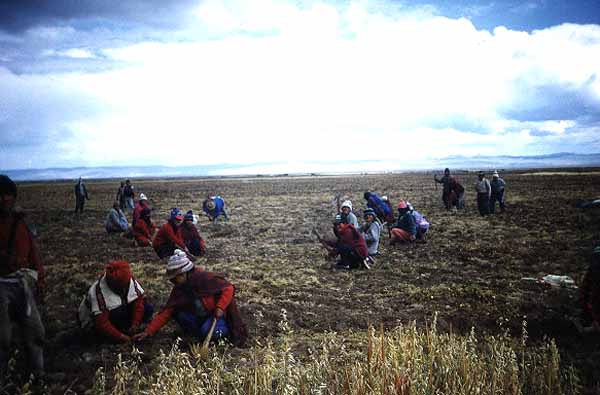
[477, 193, 490, 216]
[490, 190, 505, 213]
[174, 312, 229, 340]
[0, 281, 45, 377]
[75, 195, 86, 213]
[186, 238, 205, 256]
[154, 243, 176, 259]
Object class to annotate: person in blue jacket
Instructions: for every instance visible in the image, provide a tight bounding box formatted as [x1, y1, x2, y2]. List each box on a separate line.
[202, 195, 229, 224]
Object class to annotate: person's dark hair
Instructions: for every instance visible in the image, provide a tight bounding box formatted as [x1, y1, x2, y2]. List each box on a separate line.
[363, 191, 371, 200]
[0, 175, 17, 197]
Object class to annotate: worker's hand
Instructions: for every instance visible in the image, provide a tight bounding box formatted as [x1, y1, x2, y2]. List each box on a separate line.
[133, 331, 149, 342]
[214, 308, 224, 319]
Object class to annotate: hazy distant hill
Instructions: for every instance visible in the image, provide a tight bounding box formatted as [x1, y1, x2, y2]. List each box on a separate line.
[4, 152, 600, 181]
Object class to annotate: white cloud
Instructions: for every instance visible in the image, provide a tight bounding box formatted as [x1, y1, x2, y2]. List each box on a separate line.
[2, 0, 599, 169]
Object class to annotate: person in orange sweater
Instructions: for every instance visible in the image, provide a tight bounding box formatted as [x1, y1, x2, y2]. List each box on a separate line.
[0, 175, 45, 378]
[182, 210, 206, 256]
[152, 208, 189, 259]
[133, 208, 157, 247]
[134, 250, 247, 346]
[77, 260, 153, 343]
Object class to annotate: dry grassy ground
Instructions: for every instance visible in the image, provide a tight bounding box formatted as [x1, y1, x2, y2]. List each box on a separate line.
[10, 170, 600, 393]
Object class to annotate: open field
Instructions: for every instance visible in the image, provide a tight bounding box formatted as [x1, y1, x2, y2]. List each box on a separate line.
[7, 170, 600, 393]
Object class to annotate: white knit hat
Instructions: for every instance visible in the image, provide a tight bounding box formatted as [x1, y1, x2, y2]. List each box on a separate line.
[139, 193, 148, 201]
[166, 249, 194, 278]
[341, 200, 352, 211]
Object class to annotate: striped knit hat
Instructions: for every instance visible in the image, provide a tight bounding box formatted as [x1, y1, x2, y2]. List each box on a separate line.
[166, 249, 194, 278]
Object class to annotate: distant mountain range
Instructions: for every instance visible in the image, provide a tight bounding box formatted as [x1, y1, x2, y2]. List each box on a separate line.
[4, 152, 600, 181]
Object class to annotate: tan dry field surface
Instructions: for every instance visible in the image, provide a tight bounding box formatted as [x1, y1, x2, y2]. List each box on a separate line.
[11, 170, 600, 393]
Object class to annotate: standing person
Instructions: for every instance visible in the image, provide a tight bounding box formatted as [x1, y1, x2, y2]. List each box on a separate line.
[202, 195, 228, 224]
[182, 210, 206, 257]
[490, 170, 506, 214]
[363, 191, 394, 225]
[315, 214, 370, 270]
[133, 250, 248, 347]
[0, 175, 45, 379]
[360, 208, 381, 256]
[153, 208, 190, 259]
[434, 168, 465, 210]
[123, 180, 135, 212]
[340, 200, 359, 229]
[105, 202, 130, 234]
[74, 177, 89, 215]
[133, 193, 151, 226]
[116, 181, 126, 211]
[475, 171, 491, 216]
[133, 208, 157, 247]
[390, 200, 417, 244]
[77, 260, 153, 343]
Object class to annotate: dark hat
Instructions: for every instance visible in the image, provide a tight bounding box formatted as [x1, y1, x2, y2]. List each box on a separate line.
[170, 208, 183, 221]
[0, 175, 17, 197]
[184, 210, 194, 221]
[363, 208, 376, 218]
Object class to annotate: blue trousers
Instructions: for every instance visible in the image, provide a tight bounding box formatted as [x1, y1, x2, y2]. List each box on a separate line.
[174, 312, 229, 340]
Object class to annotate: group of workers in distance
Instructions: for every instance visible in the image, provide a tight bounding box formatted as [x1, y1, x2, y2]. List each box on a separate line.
[434, 168, 506, 216]
[316, 191, 430, 270]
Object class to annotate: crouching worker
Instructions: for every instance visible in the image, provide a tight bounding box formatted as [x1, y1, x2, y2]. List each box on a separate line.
[133, 208, 157, 247]
[315, 214, 371, 270]
[578, 247, 600, 333]
[182, 210, 206, 256]
[0, 175, 45, 379]
[202, 195, 228, 224]
[360, 208, 381, 256]
[105, 201, 130, 234]
[133, 250, 248, 346]
[390, 200, 417, 245]
[78, 260, 153, 343]
[153, 208, 191, 259]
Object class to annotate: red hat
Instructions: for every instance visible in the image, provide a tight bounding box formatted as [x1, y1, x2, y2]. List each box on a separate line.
[397, 200, 408, 209]
[105, 260, 132, 289]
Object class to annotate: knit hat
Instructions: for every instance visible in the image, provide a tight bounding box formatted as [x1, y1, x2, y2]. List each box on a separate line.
[341, 200, 352, 211]
[166, 249, 194, 278]
[492, 170, 499, 178]
[184, 210, 194, 221]
[139, 193, 147, 201]
[170, 208, 184, 221]
[0, 175, 17, 197]
[363, 208, 376, 218]
[105, 260, 132, 289]
[381, 196, 389, 202]
[397, 200, 408, 209]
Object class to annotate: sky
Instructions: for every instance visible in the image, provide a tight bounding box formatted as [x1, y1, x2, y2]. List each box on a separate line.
[1, 0, 600, 174]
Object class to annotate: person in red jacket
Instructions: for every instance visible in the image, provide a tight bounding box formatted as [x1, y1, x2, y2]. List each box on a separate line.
[152, 208, 190, 259]
[133, 250, 247, 346]
[0, 174, 46, 379]
[133, 208, 157, 247]
[315, 214, 370, 270]
[132, 193, 151, 226]
[78, 260, 153, 343]
[182, 210, 206, 256]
